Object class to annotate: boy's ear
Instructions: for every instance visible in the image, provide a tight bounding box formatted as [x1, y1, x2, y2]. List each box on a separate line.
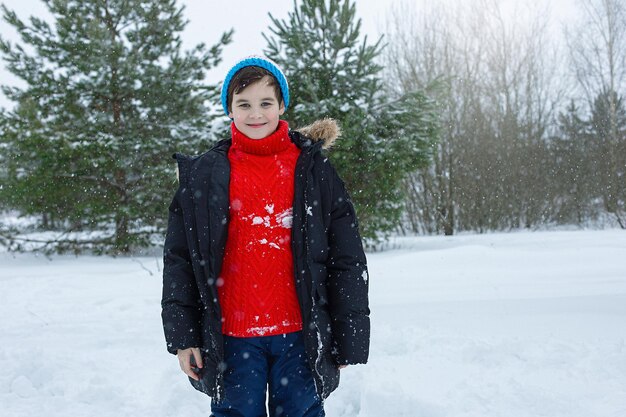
[228, 109, 234, 119]
[279, 102, 285, 116]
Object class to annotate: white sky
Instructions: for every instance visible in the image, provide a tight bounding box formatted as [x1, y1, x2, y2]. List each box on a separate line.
[0, 0, 580, 110]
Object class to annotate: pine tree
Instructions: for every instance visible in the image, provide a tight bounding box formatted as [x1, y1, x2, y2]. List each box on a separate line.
[0, 0, 232, 254]
[589, 90, 626, 227]
[553, 101, 594, 224]
[264, 0, 438, 242]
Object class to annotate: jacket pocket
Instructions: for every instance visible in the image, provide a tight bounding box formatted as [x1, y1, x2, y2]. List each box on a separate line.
[188, 350, 217, 397]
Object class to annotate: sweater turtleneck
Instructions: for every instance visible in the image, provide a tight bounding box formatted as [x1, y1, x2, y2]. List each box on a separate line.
[230, 120, 292, 155]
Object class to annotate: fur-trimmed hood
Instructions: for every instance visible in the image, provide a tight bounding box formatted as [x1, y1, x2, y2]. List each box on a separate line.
[295, 118, 340, 150]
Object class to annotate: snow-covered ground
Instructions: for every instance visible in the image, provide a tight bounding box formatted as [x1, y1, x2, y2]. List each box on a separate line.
[1, 229, 625, 417]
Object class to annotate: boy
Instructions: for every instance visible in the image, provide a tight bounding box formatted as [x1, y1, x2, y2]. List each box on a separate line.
[161, 56, 370, 417]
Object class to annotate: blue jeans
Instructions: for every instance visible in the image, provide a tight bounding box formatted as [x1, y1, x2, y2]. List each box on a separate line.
[211, 331, 324, 417]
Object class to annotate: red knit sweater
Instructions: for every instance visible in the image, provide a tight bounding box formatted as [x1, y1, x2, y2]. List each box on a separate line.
[218, 120, 303, 337]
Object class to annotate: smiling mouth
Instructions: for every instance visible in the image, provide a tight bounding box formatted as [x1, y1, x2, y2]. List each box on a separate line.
[247, 123, 267, 128]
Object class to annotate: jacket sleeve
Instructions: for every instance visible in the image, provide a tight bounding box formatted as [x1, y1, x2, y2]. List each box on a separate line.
[325, 164, 370, 365]
[161, 185, 202, 355]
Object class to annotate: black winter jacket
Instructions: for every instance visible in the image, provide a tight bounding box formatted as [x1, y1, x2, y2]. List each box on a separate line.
[161, 119, 370, 401]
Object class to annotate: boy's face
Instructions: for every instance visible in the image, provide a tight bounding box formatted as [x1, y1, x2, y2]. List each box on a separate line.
[228, 76, 285, 140]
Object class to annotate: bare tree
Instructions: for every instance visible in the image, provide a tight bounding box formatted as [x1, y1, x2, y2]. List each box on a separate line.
[385, 0, 562, 234]
[566, 0, 626, 104]
[566, 0, 626, 227]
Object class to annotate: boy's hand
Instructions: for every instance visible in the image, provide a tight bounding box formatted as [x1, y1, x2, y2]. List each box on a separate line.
[177, 347, 203, 381]
[338, 365, 348, 370]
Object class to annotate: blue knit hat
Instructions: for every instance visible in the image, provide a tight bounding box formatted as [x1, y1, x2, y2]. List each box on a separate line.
[220, 55, 290, 116]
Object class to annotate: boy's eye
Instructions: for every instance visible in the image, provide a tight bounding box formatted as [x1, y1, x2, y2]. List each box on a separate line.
[238, 103, 250, 109]
[261, 102, 273, 107]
